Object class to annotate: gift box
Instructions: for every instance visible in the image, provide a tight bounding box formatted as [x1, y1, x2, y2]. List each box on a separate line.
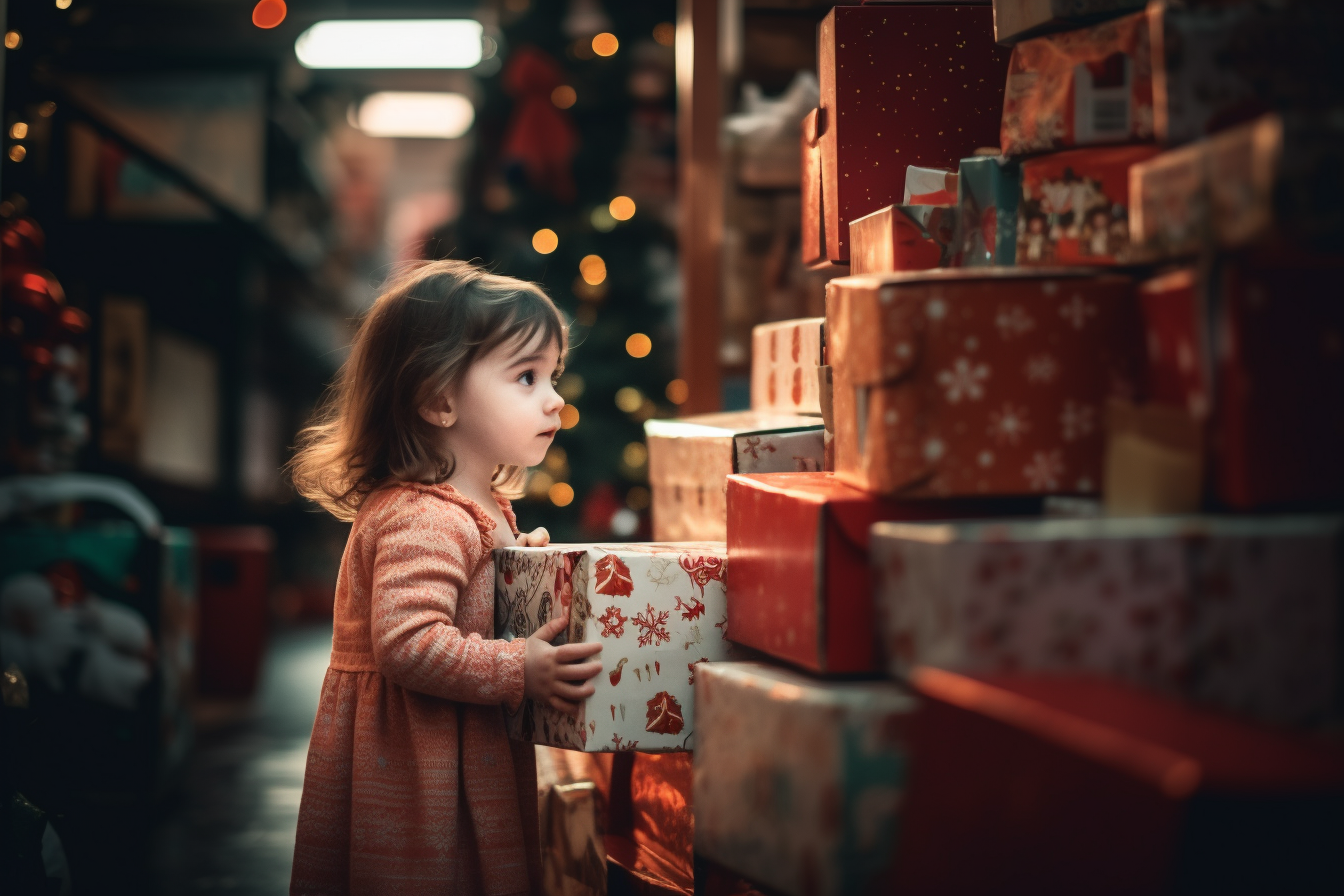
[645, 412, 825, 542]
[894, 670, 1344, 894]
[495, 543, 734, 752]
[816, 5, 1010, 263]
[1017, 145, 1161, 266]
[749, 318, 824, 417]
[607, 753, 695, 895]
[1151, 0, 1344, 146]
[871, 515, 1343, 725]
[693, 662, 915, 896]
[992, 0, 1148, 45]
[903, 166, 959, 206]
[955, 154, 1021, 266]
[826, 269, 1144, 498]
[1130, 113, 1344, 261]
[1001, 11, 1153, 157]
[1139, 258, 1344, 509]
[849, 205, 958, 275]
[725, 472, 1028, 674]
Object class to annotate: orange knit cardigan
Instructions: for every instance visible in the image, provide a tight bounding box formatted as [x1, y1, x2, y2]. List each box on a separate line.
[291, 482, 540, 895]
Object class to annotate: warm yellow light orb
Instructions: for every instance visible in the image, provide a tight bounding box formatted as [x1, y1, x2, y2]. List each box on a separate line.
[579, 254, 606, 286]
[614, 387, 643, 413]
[625, 333, 652, 358]
[622, 442, 648, 468]
[9, 122, 27, 139]
[549, 482, 575, 507]
[592, 32, 619, 57]
[551, 85, 576, 109]
[608, 196, 636, 221]
[532, 228, 559, 254]
[665, 379, 689, 405]
[559, 404, 580, 429]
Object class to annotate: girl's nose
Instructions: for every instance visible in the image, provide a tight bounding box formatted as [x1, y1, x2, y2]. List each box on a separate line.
[543, 386, 565, 414]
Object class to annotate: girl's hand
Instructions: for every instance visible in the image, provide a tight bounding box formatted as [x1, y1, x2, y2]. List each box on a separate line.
[524, 617, 602, 716]
[515, 527, 550, 547]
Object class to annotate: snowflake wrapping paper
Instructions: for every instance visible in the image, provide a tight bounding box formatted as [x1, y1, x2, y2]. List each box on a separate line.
[1139, 259, 1344, 510]
[816, 4, 1009, 263]
[871, 516, 1344, 725]
[693, 662, 915, 896]
[1000, 10, 1153, 157]
[495, 542, 734, 752]
[645, 412, 824, 542]
[826, 268, 1144, 498]
[750, 318, 825, 417]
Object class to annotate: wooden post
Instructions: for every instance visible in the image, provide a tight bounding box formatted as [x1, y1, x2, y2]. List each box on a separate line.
[675, 0, 723, 415]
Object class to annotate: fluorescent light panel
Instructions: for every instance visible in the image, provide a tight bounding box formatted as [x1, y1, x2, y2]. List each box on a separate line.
[295, 20, 483, 70]
[357, 92, 475, 139]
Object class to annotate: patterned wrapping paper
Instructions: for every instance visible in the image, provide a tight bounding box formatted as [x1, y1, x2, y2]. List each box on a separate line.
[693, 662, 915, 896]
[749, 318, 825, 417]
[645, 412, 825, 543]
[817, 4, 1010, 263]
[495, 543, 735, 753]
[1017, 145, 1161, 266]
[1000, 10, 1153, 157]
[955, 154, 1021, 267]
[849, 205, 959, 275]
[826, 269, 1144, 498]
[1139, 258, 1344, 509]
[871, 516, 1344, 725]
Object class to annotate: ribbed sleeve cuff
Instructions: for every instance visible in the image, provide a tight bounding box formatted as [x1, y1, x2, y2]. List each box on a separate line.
[499, 636, 528, 713]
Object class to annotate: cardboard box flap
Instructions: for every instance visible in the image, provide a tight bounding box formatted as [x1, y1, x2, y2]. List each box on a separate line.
[644, 412, 823, 440]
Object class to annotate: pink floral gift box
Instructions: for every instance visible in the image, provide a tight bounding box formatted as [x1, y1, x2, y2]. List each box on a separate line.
[494, 542, 734, 752]
[871, 516, 1343, 726]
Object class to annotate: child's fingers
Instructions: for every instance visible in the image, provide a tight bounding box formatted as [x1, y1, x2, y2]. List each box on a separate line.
[557, 660, 603, 682]
[528, 527, 550, 546]
[552, 680, 595, 702]
[554, 641, 603, 662]
[549, 695, 581, 716]
[531, 616, 569, 642]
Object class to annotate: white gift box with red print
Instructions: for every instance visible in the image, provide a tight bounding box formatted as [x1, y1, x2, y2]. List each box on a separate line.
[871, 516, 1343, 725]
[495, 543, 733, 752]
[750, 318, 825, 417]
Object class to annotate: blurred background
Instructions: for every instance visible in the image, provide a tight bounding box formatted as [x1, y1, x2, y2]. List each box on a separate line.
[0, 1, 832, 892]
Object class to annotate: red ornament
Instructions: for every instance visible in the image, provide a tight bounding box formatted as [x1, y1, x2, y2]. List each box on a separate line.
[252, 0, 287, 30]
[501, 47, 579, 203]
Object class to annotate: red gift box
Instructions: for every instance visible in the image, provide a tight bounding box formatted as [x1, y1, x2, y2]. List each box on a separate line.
[850, 204, 959, 275]
[894, 669, 1344, 895]
[725, 471, 1028, 674]
[1017, 145, 1161, 266]
[827, 269, 1144, 498]
[816, 5, 1010, 264]
[1001, 10, 1153, 157]
[1140, 257, 1344, 509]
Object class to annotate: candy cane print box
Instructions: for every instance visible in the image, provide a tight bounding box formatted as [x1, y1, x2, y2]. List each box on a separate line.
[495, 543, 733, 752]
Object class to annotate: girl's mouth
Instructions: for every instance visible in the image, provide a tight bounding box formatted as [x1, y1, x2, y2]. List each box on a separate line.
[539, 428, 558, 439]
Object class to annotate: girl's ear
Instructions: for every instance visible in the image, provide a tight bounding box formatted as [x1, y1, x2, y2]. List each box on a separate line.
[418, 390, 457, 429]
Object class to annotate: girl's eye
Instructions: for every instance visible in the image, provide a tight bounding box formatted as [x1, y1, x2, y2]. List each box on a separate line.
[519, 370, 536, 386]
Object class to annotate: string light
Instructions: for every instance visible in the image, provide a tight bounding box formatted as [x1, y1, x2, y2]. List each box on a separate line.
[579, 254, 606, 286]
[626, 486, 651, 511]
[544, 446, 569, 475]
[556, 373, 585, 401]
[56, 0, 74, 9]
[528, 471, 554, 497]
[38, 102, 56, 117]
[549, 482, 575, 507]
[252, 0, 286, 29]
[8, 146, 26, 162]
[622, 442, 648, 468]
[532, 228, 558, 254]
[609, 196, 635, 221]
[559, 404, 580, 429]
[665, 379, 689, 405]
[653, 23, 675, 47]
[551, 85, 577, 109]
[592, 32, 619, 57]
[614, 387, 643, 413]
[5, 32, 22, 50]
[590, 205, 616, 232]
[9, 122, 27, 140]
[625, 333, 652, 358]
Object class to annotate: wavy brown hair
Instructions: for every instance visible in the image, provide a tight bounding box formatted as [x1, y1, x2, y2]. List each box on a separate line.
[289, 259, 568, 521]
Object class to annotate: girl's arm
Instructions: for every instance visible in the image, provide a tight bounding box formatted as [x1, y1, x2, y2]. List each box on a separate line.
[369, 494, 525, 708]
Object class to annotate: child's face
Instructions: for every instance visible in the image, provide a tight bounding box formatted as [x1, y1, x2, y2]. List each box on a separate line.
[446, 330, 565, 470]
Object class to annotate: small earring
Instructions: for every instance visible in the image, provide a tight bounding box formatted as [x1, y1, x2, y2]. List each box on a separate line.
[441, 416, 449, 426]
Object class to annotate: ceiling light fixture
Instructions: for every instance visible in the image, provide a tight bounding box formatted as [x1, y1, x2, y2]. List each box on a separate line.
[295, 19, 483, 69]
[355, 92, 475, 138]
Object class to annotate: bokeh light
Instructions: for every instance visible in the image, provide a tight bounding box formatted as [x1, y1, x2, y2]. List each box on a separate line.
[556, 372, 585, 401]
[609, 196, 636, 221]
[653, 23, 675, 47]
[611, 508, 639, 538]
[5, 31, 23, 50]
[8, 146, 26, 162]
[252, 0, 287, 29]
[527, 471, 554, 497]
[532, 228, 558, 254]
[579, 254, 606, 285]
[622, 442, 648, 468]
[549, 482, 575, 507]
[665, 379, 689, 405]
[551, 85, 577, 109]
[544, 445, 569, 475]
[614, 387, 643, 413]
[9, 122, 27, 139]
[592, 32, 619, 57]
[590, 205, 616, 232]
[626, 486, 651, 511]
[625, 333, 652, 358]
[559, 404, 580, 429]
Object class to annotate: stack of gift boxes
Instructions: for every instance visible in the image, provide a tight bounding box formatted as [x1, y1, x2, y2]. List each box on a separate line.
[498, 2, 1344, 894]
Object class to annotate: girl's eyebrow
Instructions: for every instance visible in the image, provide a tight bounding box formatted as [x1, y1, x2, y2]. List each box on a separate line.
[508, 351, 550, 369]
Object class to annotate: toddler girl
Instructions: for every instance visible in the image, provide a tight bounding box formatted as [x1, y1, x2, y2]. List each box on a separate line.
[288, 261, 603, 895]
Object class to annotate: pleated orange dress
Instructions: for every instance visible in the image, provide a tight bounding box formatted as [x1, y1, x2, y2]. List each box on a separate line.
[291, 482, 541, 896]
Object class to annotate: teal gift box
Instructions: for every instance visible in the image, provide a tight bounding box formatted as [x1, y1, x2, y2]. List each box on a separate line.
[955, 155, 1020, 266]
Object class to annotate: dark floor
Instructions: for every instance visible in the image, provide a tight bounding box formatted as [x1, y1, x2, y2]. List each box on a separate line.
[149, 623, 332, 895]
